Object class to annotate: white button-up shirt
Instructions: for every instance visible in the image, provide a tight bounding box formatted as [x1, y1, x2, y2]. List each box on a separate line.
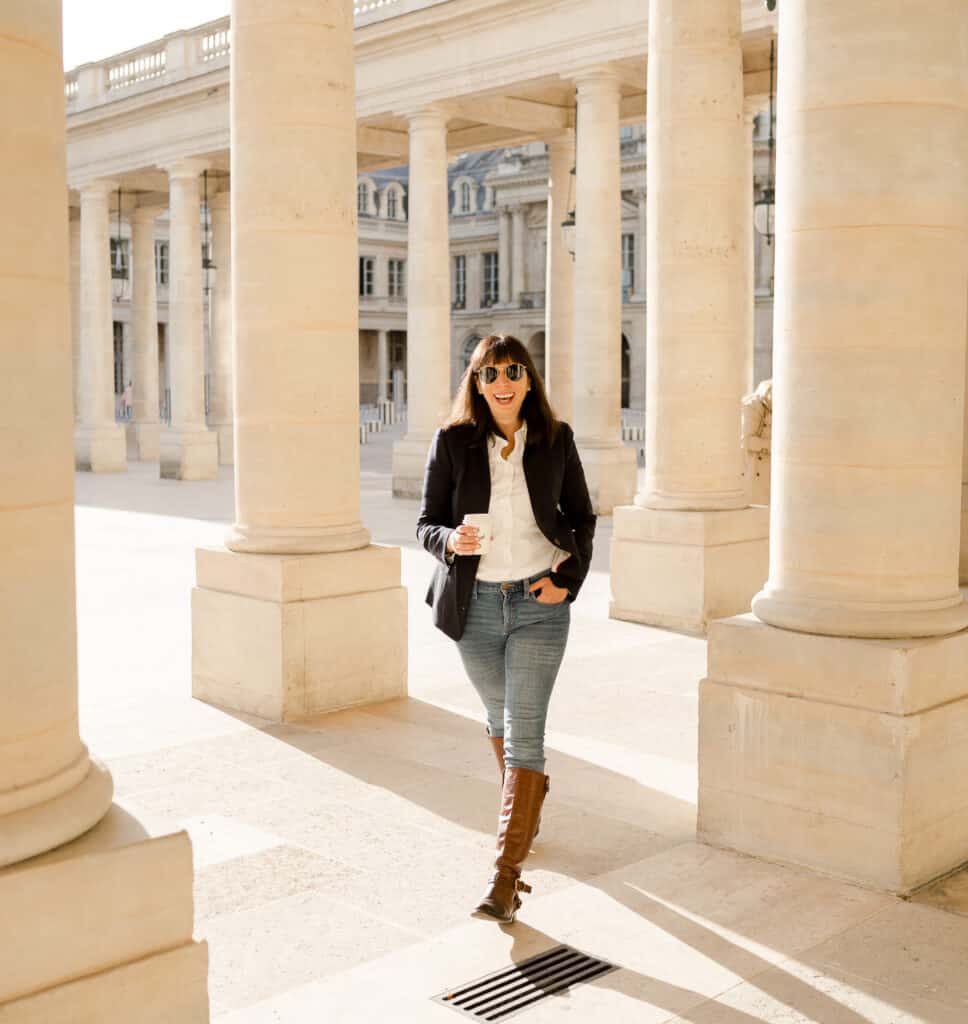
[476, 421, 568, 582]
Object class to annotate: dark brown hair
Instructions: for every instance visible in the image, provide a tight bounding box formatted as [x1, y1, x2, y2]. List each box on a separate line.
[447, 334, 560, 446]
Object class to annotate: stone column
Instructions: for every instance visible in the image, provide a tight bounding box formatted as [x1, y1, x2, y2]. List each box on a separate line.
[128, 206, 162, 460]
[466, 250, 482, 312]
[510, 203, 526, 305]
[700, 1, 968, 894]
[0, 6, 206, 1016]
[497, 205, 511, 306]
[609, 2, 768, 631]
[544, 131, 575, 423]
[74, 179, 127, 472]
[962, 296, 968, 585]
[390, 107, 451, 498]
[377, 329, 390, 403]
[193, 0, 406, 721]
[159, 159, 218, 479]
[69, 207, 81, 422]
[571, 67, 637, 513]
[208, 190, 234, 465]
[633, 188, 646, 300]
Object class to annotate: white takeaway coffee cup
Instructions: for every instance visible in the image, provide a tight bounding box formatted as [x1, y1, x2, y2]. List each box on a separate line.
[461, 513, 492, 556]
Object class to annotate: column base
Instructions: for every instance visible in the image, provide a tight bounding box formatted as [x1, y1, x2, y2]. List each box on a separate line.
[159, 427, 218, 481]
[609, 505, 769, 634]
[0, 806, 208, 1021]
[575, 441, 638, 514]
[125, 421, 160, 462]
[699, 614, 968, 894]
[74, 424, 127, 473]
[192, 543, 408, 721]
[391, 435, 431, 499]
[211, 421, 234, 466]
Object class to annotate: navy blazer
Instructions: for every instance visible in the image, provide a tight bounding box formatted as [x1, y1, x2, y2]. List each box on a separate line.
[416, 421, 596, 641]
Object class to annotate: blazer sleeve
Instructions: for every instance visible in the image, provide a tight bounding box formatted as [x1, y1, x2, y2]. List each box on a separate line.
[416, 428, 456, 565]
[549, 425, 596, 599]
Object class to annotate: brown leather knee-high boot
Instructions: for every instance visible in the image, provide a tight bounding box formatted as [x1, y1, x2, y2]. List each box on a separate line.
[472, 766, 550, 924]
[486, 733, 542, 839]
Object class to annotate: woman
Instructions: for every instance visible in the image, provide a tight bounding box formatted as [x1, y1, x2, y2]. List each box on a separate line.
[417, 334, 596, 924]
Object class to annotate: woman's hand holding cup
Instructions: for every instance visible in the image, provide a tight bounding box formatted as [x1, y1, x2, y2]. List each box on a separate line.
[448, 524, 482, 556]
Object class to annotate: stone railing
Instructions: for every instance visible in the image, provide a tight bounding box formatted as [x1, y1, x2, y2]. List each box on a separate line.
[66, 1, 452, 110]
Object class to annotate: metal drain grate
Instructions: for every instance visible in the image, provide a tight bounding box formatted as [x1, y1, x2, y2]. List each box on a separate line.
[433, 944, 620, 1020]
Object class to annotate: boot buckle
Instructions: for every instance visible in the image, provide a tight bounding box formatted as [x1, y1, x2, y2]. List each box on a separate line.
[515, 879, 532, 894]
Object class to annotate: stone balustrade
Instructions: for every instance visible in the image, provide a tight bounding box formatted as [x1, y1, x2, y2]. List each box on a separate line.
[65, 1, 449, 110]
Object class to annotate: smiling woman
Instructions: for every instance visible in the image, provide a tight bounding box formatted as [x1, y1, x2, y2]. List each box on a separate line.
[416, 333, 596, 925]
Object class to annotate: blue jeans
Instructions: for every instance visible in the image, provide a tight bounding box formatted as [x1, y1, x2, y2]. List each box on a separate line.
[456, 570, 571, 773]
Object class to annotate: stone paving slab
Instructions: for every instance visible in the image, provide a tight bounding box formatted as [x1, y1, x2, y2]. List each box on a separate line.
[71, 427, 968, 1020]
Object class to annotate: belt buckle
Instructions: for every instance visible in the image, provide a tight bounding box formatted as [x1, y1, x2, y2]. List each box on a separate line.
[500, 581, 515, 592]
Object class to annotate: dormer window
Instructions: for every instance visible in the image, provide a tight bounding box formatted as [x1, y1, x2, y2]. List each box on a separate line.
[460, 181, 471, 214]
[357, 182, 370, 216]
[387, 188, 398, 219]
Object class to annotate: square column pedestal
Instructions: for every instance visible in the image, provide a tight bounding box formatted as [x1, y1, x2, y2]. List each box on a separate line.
[126, 422, 160, 462]
[610, 506, 770, 634]
[160, 429, 218, 481]
[699, 614, 968, 894]
[74, 424, 127, 473]
[392, 436, 431, 500]
[0, 808, 208, 1021]
[577, 444, 639, 516]
[192, 544, 408, 721]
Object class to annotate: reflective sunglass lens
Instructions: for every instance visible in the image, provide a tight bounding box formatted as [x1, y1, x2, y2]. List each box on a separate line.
[506, 364, 524, 381]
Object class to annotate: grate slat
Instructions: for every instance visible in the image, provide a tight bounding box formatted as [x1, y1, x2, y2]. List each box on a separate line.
[434, 944, 620, 1021]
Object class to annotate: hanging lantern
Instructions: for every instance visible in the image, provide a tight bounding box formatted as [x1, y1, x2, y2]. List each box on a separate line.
[560, 89, 578, 260]
[753, 38, 777, 246]
[111, 187, 125, 303]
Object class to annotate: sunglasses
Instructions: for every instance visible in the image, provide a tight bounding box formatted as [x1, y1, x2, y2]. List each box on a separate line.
[477, 363, 527, 385]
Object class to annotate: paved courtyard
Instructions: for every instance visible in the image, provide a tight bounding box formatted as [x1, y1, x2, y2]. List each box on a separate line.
[70, 425, 968, 1022]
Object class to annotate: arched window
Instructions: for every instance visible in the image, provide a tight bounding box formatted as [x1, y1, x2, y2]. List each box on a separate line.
[460, 181, 472, 214]
[357, 182, 369, 215]
[386, 188, 398, 219]
[462, 334, 482, 370]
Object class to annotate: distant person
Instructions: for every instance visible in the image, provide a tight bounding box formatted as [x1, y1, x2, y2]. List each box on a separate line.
[417, 334, 596, 924]
[122, 380, 133, 419]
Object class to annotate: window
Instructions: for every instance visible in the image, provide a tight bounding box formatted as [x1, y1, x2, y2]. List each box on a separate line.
[460, 181, 472, 214]
[357, 182, 369, 215]
[621, 233, 635, 297]
[453, 254, 466, 309]
[388, 258, 405, 298]
[386, 188, 398, 219]
[482, 251, 499, 306]
[113, 321, 124, 395]
[620, 125, 634, 141]
[155, 241, 169, 286]
[110, 238, 129, 280]
[359, 256, 375, 297]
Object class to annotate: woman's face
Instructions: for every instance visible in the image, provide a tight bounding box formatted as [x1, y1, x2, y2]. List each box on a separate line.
[476, 357, 530, 429]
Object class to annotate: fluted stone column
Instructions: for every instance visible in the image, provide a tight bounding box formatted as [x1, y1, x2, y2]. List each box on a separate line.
[545, 131, 575, 423]
[609, 2, 767, 631]
[633, 188, 646, 301]
[208, 191, 234, 465]
[1, 7, 207, 1016]
[510, 203, 526, 306]
[497, 205, 511, 306]
[128, 206, 162, 460]
[193, 0, 406, 721]
[700, 1, 968, 894]
[377, 329, 390, 403]
[160, 159, 218, 480]
[391, 107, 451, 498]
[571, 67, 637, 513]
[69, 208, 81, 422]
[74, 180, 127, 472]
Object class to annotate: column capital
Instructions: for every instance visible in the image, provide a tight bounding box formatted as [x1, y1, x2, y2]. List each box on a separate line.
[402, 105, 451, 130]
[163, 157, 210, 182]
[76, 178, 119, 199]
[571, 63, 624, 93]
